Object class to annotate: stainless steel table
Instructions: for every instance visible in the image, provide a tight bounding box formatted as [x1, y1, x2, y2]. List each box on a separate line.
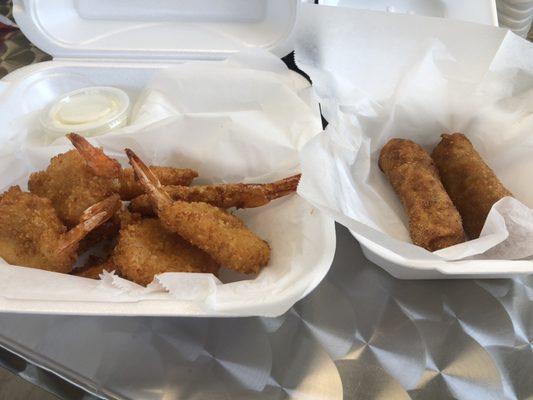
[0, 225, 531, 400]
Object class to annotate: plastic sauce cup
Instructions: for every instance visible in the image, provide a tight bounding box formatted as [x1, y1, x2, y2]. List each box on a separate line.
[40, 86, 130, 138]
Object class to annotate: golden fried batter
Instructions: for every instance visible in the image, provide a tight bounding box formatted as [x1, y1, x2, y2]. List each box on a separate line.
[379, 138, 466, 251]
[116, 207, 143, 227]
[129, 174, 301, 216]
[29, 134, 198, 228]
[0, 187, 119, 273]
[126, 149, 270, 275]
[431, 133, 512, 239]
[113, 218, 219, 286]
[68, 132, 198, 200]
[78, 207, 142, 253]
[28, 150, 120, 227]
[78, 219, 119, 254]
[118, 166, 198, 200]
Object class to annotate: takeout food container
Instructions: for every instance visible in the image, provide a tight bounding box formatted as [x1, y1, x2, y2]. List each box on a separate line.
[0, 0, 336, 317]
[316, 0, 498, 26]
[295, 4, 533, 279]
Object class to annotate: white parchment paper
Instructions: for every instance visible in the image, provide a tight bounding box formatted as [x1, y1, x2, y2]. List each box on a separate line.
[0, 50, 335, 316]
[295, 5, 533, 263]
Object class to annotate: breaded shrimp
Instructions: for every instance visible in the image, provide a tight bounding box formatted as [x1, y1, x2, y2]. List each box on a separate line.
[126, 149, 270, 275]
[0, 187, 120, 273]
[112, 218, 219, 286]
[28, 133, 197, 228]
[77, 218, 119, 253]
[77, 206, 142, 253]
[68, 133, 198, 200]
[116, 207, 143, 227]
[28, 149, 121, 227]
[118, 167, 198, 201]
[129, 174, 301, 216]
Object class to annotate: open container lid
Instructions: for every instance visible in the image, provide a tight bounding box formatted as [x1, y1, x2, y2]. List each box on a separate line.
[13, 0, 299, 60]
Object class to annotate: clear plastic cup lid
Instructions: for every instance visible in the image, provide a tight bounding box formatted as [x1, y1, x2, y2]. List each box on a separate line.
[40, 86, 130, 138]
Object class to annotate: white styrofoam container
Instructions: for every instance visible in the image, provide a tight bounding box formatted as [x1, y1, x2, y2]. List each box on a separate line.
[316, 0, 499, 26]
[353, 234, 533, 279]
[0, 0, 340, 317]
[13, 0, 299, 60]
[293, 3, 533, 280]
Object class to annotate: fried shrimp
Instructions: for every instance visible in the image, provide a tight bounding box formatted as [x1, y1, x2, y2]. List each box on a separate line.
[0, 187, 120, 273]
[129, 174, 301, 216]
[68, 133, 198, 200]
[28, 149, 121, 227]
[126, 149, 270, 275]
[118, 167, 198, 201]
[66, 133, 122, 178]
[112, 218, 220, 286]
[29, 133, 197, 228]
[77, 206, 143, 253]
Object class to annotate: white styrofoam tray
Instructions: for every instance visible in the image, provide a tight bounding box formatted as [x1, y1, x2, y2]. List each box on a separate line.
[354, 234, 533, 280]
[0, 0, 340, 317]
[0, 58, 336, 317]
[13, 0, 300, 60]
[294, 4, 533, 279]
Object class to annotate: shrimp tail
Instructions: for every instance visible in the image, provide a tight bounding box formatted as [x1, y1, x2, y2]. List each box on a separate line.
[265, 174, 301, 200]
[57, 194, 121, 254]
[125, 148, 172, 212]
[67, 133, 122, 178]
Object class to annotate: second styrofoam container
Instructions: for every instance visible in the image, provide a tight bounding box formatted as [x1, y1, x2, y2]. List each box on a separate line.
[295, 4, 533, 279]
[317, 0, 498, 26]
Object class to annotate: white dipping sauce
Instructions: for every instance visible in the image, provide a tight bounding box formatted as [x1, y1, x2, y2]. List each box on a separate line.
[41, 86, 130, 138]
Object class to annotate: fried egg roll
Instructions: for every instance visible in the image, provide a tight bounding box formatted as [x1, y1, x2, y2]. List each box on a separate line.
[431, 133, 512, 239]
[379, 138, 466, 251]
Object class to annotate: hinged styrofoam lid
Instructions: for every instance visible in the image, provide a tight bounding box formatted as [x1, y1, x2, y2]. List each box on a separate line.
[13, 0, 299, 60]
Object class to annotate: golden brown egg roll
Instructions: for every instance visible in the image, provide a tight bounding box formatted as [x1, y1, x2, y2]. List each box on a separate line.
[379, 138, 466, 251]
[431, 133, 512, 239]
